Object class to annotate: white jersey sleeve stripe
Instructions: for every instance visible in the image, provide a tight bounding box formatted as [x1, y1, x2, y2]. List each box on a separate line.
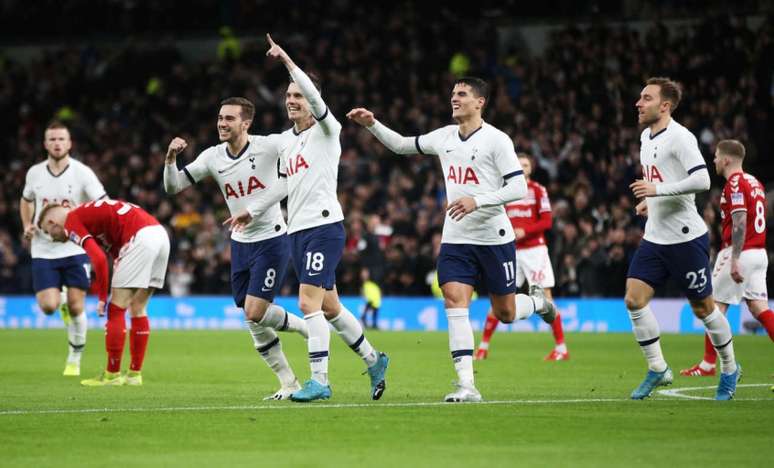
[183, 167, 197, 185]
[414, 136, 426, 155]
[503, 169, 524, 180]
[313, 107, 329, 122]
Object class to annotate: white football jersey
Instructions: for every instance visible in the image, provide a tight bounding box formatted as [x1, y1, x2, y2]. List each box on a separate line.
[639, 119, 708, 245]
[22, 158, 106, 259]
[184, 134, 287, 242]
[278, 111, 344, 234]
[416, 122, 523, 245]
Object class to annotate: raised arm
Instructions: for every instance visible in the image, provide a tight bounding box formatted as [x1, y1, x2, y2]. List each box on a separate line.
[266, 34, 338, 134]
[163, 137, 197, 194]
[347, 108, 419, 155]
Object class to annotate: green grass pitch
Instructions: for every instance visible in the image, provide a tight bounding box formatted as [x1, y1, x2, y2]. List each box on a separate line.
[1, 329, 772, 467]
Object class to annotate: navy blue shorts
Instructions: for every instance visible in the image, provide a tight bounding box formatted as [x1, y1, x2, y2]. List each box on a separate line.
[289, 222, 345, 290]
[627, 233, 712, 299]
[437, 242, 517, 296]
[31, 254, 91, 293]
[231, 235, 290, 307]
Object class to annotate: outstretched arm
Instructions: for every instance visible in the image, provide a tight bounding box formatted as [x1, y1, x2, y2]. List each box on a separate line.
[347, 108, 419, 155]
[266, 34, 337, 134]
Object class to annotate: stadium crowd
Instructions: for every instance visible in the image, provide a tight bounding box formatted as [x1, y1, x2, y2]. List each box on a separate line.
[1, 6, 772, 298]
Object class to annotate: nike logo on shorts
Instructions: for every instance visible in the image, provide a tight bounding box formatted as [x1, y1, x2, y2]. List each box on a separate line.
[506, 280, 515, 287]
[308, 272, 321, 276]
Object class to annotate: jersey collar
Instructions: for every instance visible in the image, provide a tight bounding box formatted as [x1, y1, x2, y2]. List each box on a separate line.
[458, 123, 484, 142]
[226, 141, 250, 160]
[648, 118, 671, 140]
[46, 162, 70, 178]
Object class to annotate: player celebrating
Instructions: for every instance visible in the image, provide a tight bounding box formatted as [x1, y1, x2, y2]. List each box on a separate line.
[475, 153, 568, 361]
[37, 199, 169, 386]
[627, 77, 740, 400]
[163, 97, 308, 400]
[681, 139, 771, 376]
[347, 77, 556, 402]
[226, 34, 389, 403]
[20, 121, 106, 376]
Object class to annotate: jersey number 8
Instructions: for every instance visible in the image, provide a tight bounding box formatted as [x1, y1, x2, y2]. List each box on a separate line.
[754, 200, 765, 234]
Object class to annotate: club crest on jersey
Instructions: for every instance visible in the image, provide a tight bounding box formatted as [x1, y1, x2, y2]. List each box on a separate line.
[642, 164, 663, 183]
[249, 157, 256, 170]
[447, 165, 480, 185]
[224, 176, 266, 199]
[731, 192, 744, 205]
[287, 154, 309, 176]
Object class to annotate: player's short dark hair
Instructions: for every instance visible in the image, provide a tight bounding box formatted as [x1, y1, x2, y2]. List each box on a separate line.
[454, 77, 490, 104]
[289, 72, 322, 92]
[36, 203, 62, 229]
[220, 97, 255, 121]
[646, 77, 682, 112]
[717, 139, 746, 160]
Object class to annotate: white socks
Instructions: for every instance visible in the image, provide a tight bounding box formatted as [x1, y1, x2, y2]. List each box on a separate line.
[702, 307, 737, 374]
[446, 308, 474, 385]
[245, 320, 297, 387]
[259, 303, 308, 339]
[329, 306, 378, 367]
[67, 313, 87, 364]
[305, 311, 330, 385]
[628, 306, 667, 372]
[515, 293, 543, 320]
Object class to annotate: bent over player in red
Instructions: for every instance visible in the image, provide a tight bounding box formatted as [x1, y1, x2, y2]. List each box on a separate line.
[681, 139, 772, 377]
[38, 199, 170, 386]
[475, 153, 569, 361]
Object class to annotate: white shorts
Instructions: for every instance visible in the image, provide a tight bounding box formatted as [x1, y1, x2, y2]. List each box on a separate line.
[516, 244, 555, 289]
[111, 225, 170, 290]
[711, 246, 768, 305]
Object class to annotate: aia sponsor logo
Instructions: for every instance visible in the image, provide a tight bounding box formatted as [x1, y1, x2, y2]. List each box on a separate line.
[447, 165, 479, 185]
[642, 165, 663, 183]
[287, 154, 309, 176]
[224, 176, 266, 199]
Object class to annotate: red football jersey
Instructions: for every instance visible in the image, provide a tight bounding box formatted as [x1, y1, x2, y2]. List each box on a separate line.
[65, 199, 160, 257]
[720, 171, 767, 250]
[505, 180, 553, 249]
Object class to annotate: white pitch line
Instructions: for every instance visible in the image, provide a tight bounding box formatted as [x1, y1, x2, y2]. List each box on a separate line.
[0, 398, 625, 416]
[2, 388, 771, 416]
[658, 383, 772, 400]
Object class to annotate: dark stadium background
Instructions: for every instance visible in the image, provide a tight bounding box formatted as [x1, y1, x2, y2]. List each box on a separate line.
[1, 0, 772, 299]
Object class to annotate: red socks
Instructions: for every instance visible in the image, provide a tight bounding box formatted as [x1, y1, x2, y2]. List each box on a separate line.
[105, 305, 151, 373]
[129, 316, 150, 372]
[757, 310, 774, 341]
[480, 313, 499, 346]
[105, 303, 127, 373]
[703, 333, 717, 365]
[551, 313, 565, 345]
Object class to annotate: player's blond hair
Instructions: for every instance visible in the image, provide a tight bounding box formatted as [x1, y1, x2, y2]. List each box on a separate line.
[717, 139, 746, 160]
[36, 203, 64, 229]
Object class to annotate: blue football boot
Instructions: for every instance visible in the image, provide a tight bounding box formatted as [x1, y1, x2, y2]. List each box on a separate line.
[367, 352, 390, 400]
[290, 379, 332, 402]
[631, 366, 673, 400]
[715, 363, 741, 401]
